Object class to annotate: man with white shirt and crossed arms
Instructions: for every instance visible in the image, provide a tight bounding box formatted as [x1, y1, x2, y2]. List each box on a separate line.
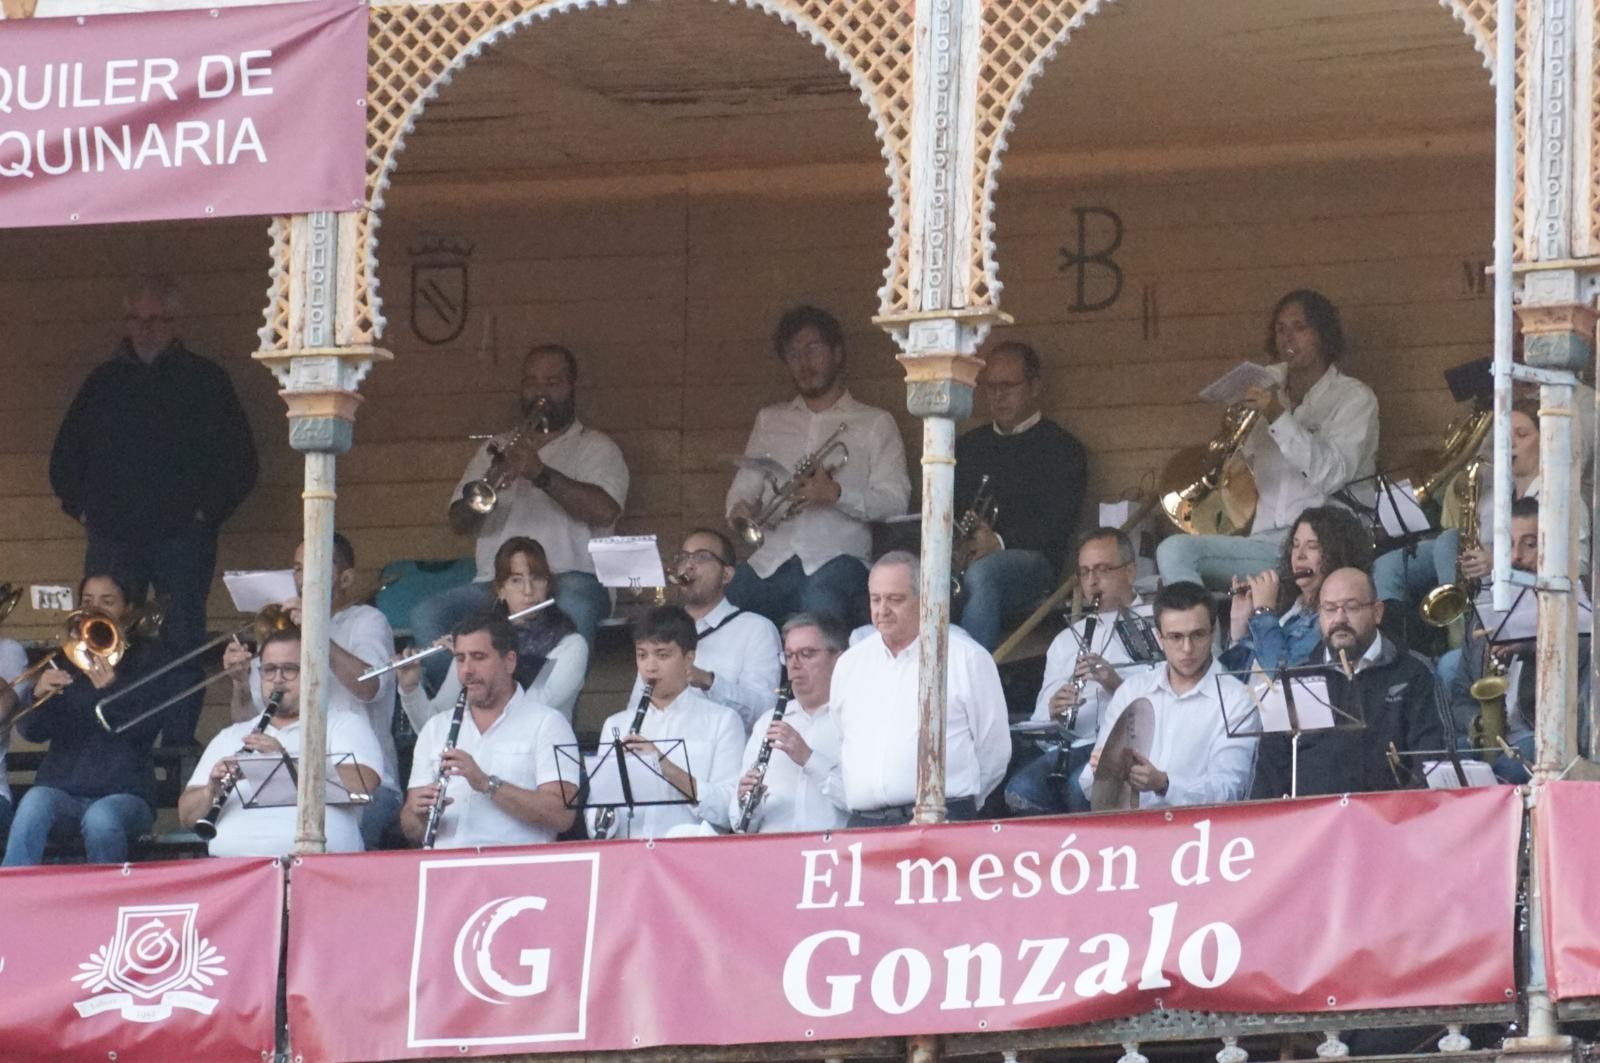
[831, 551, 1011, 827]
[1084, 581, 1258, 809]
[730, 612, 850, 833]
[403, 614, 578, 849]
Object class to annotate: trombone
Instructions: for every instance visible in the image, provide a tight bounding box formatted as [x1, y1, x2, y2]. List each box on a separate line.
[731, 423, 849, 550]
[1, 609, 127, 734]
[94, 604, 295, 734]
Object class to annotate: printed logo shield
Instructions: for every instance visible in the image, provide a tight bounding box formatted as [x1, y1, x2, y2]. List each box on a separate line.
[72, 903, 227, 1023]
[409, 234, 473, 346]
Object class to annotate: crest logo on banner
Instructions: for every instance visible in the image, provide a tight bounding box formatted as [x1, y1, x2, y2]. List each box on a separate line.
[409, 852, 599, 1049]
[409, 235, 473, 346]
[72, 903, 227, 1023]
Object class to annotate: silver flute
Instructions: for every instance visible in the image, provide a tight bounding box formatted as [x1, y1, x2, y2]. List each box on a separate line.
[359, 599, 556, 682]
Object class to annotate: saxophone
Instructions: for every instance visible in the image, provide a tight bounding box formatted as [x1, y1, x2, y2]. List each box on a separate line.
[1420, 459, 1483, 628]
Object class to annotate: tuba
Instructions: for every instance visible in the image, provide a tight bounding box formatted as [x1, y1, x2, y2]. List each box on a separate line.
[1159, 404, 1260, 535]
[731, 424, 849, 550]
[1420, 459, 1484, 628]
[1412, 408, 1492, 509]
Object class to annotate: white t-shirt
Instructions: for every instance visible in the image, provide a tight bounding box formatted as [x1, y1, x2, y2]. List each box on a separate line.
[408, 685, 579, 850]
[452, 420, 629, 580]
[627, 598, 782, 733]
[402, 631, 588, 729]
[248, 604, 398, 795]
[187, 708, 382, 857]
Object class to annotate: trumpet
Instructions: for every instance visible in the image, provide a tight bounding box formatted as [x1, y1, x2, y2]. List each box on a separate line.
[731, 424, 849, 550]
[195, 690, 282, 841]
[1421, 459, 1483, 628]
[95, 604, 295, 734]
[735, 683, 793, 833]
[952, 475, 999, 596]
[1, 609, 127, 734]
[1048, 594, 1100, 783]
[422, 690, 469, 849]
[461, 399, 552, 516]
[594, 683, 653, 838]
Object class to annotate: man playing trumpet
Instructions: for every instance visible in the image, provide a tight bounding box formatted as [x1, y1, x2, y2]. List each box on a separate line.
[725, 307, 910, 630]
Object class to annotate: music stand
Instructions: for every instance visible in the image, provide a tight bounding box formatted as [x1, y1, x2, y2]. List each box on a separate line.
[1337, 471, 1437, 553]
[1113, 611, 1165, 664]
[232, 752, 373, 809]
[1219, 661, 1365, 798]
[555, 736, 695, 839]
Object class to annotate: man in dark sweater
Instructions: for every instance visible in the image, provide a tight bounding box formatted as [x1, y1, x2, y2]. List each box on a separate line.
[1250, 568, 1448, 798]
[49, 274, 258, 745]
[953, 341, 1087, 649]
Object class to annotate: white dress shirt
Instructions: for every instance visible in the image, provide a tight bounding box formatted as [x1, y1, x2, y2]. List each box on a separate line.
[832, 629, 1011, 811]
[627, 598, 782, 732]
[188, 708, 381, 857]
[588, 686, 745, 838]
[1082, 657, 1259, 809]
[408, 685, 578, 850]
[1240, 363, 1379, 536]
[726, 392, 911, 577]
[452, 420, 630, 579]
[1033, 601, 1159, 744]
[402, 632, 588, 728]
[727, 699, 850, 834]
[0, 637, 27, 807]
[248, 604, 399, 797]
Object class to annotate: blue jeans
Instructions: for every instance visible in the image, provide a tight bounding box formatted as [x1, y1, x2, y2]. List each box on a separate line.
[361, 785, 404, 850]
[85, 523, 217, 747]
[726, 555, 869, 630]
[956, 549, 1054, 651]
[1374, 531, 1459, 605]
[2, 787, 154, 866]
[410, 572, 608, 687]
[1004, 744, 1092, 816]
[1156, 532, 1280, 590]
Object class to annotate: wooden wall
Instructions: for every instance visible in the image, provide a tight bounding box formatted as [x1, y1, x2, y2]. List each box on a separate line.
[0, 145, 1494, 736]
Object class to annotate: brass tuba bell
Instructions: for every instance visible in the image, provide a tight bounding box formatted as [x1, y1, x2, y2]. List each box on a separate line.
[1159, 404, 1260, 535]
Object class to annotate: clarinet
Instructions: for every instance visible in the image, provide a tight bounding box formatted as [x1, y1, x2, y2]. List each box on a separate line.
[1048, 595, 1100, 782]
[421, 690, 469, 849]
[195, 690, 282, 841]
[594, 683, 653, 838]
[735, 683, 794, 834]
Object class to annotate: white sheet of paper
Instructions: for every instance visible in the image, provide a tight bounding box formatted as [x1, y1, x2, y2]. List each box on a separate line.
[588, 535, 667, 590]
[233, 753, 368, 808]
[580, 748, 689, 807]
[1423, 759, 1498, 789]
[223, 570, 297, 612]
[30, 584, 74, 611]
[1382, 479, 1432, 536]
[1249, 675, 1335, 734]
[1198, 362, 1283, 405]
[1100, 500, 1132, 527]
[1494, 585, 1593, 641]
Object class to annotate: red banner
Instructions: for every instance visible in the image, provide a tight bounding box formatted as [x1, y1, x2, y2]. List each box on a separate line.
[0, 856, 283, 1062]
[287, 788, 1519, 1060]
[0, 0, 366, 229]
[1536, 781, 1600, 1001]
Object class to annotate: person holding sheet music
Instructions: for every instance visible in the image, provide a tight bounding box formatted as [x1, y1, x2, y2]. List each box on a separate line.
[181, 629, 382, 857]
[402, 615, 577, 849]
[1449, 499, 1591, 784]
[1005, 529, 1158, 816]
[588, 606, 745, 838]
[1156, 290, 1379, 590]
[1223, 505, 1373, 674]
[1080, 582, 1258, 809]
[1250, 568, 1446, 798]
[221, 533, 402, 848]
[397, 536, 588, 727]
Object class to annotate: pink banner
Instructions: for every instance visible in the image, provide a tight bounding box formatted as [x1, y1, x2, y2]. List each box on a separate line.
[287, 788, 1520, 1060]
[0, 857, 283, 1062]
[0, 0, 367, 228]
[1537, 781, 1600, 1001]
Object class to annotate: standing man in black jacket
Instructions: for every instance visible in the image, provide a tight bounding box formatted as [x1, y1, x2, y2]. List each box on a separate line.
[1250, 567, 1447, 798]
[952, 341, 1087, 650]
[49, 274, 258, 746]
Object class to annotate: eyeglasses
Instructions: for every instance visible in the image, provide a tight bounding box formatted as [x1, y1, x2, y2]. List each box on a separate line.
[260, 664, 301, 680]
[1076, 562, 1131, 580]
[1318, 600, 1376, 619]
[782, 647, 837, 664]
[672, 549, 731, 568]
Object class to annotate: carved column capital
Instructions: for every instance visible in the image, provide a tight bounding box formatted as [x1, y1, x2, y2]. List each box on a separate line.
[878, 308, 1009, 418]
[252, 345, 393, 454]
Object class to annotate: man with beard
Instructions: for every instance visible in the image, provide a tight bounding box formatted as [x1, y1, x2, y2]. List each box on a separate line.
[1081, 581, 1258, 809]
[413, 343, 629, 655]
[725, 306, 911, 630]
[630, 528, 782, 732]
[1251, 567, 1446, 797]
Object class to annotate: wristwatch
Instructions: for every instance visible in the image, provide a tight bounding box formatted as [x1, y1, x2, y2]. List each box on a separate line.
[484, 775, 504, 798]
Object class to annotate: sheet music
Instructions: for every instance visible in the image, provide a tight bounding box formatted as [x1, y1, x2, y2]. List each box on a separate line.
[1198, 362, 1282, 405]
[1382, 479, 1433, 537]
[580, 748, 688, 806]
[1423, 759, 1498, 789]
[1247, 674, 1335, 734]
[223, 570, 297, 612]
[588, 535, 667, 590]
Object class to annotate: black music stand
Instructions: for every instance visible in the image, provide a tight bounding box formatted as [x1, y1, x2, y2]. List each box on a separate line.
[1337, 471, 1437, 553]
[231, 752, 372, 809]
[555, 736, 694, 839]
[1219, 661, 1365, 798]
[1113, 611, 1164, 664]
